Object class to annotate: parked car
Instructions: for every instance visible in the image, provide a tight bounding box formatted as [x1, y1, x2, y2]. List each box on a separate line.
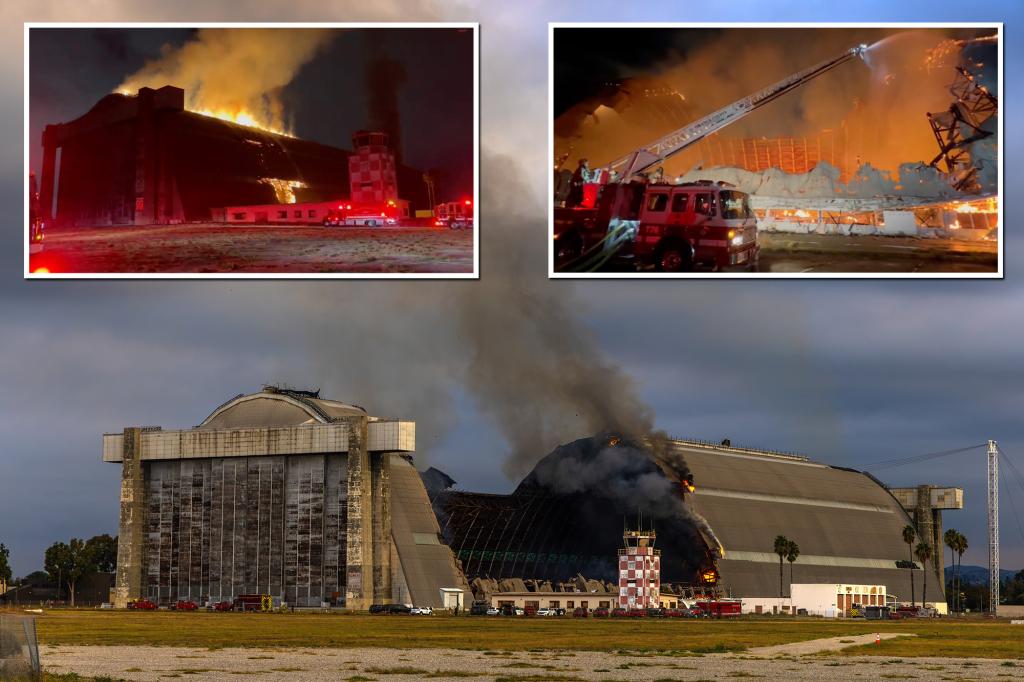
[171, 600, 198, 611]
[611, 608, 629, 618]
[646, 608, 665, 618]
[127, 598, 157, 610]
[207, 600, 232, 612]
[554, 608, 566, 616]
[536, 608, 555, 617]
[469, 602, 489, 616]
[411, 606, 433, 615]
[592, 607, 610, 618]
[486, 607, 500, 616]
[515, 607, 525, 616]
[572, 607, 588, 618]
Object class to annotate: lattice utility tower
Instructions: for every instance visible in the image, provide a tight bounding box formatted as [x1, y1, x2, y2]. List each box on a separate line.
[988, 439, 999, 615]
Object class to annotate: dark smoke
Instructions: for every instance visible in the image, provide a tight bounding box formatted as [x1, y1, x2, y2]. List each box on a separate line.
[365, 36, 408, 164]
[529, 435, 683, 519]
[303, 151, 660, 479]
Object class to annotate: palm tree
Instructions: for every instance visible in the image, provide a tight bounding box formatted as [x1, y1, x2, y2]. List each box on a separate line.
[786, 540, 800, 600]
[944, 529, 958, 613]
[774, 535, 790, 607]
[955, 532, 968, 614]
[915, 542, 933, 609]
[902, 525, 917, 607]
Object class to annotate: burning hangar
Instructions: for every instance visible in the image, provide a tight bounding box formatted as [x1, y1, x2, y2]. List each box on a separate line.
[39, 85, 430, 228]
[104, 392, 955, 612]
[429, 435, 955, 611]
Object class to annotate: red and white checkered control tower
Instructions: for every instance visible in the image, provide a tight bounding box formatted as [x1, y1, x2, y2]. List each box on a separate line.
[349, 130, 399, 205]
[618, 521, 661, 609]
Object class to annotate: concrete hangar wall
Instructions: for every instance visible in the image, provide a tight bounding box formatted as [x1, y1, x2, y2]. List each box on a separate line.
[104, 387, 465, 609]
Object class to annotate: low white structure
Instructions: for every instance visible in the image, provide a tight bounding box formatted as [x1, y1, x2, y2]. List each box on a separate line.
[739, 583, 889, 617]
[439, 588, 465, 612]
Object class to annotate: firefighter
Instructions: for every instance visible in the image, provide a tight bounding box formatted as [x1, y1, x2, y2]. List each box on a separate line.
[650, 166, 666, 184]
[566, 158, 594, 207]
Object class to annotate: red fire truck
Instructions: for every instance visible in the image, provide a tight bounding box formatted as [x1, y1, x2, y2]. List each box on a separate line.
[555, 181, 758, 272]
[323, 200, 401, 227]
[553, 45, 869, 272]
[434, 200, 473, 229]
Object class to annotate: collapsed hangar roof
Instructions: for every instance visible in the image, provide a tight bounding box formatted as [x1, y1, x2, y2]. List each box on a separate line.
[432, 435, 941, 602]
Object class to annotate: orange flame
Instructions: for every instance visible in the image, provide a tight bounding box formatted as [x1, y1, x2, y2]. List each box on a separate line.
[193, 108, 293, 137]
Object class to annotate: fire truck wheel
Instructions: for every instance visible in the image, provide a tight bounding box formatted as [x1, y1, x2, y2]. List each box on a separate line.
[656, 240, 693, 272]
[555, 231, 583, 264]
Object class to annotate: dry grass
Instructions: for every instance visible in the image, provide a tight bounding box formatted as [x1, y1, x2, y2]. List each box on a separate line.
[20, 610, 1024, 659]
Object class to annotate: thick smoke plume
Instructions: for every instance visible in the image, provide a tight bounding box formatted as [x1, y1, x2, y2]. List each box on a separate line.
[557, 28, 995, 188]
[304, 152, 659, 480]
[531, 437, 681, 518]
[116, 28, 334, 133]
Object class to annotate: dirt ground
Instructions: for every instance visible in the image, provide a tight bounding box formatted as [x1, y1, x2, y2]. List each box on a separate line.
[28, 223, 475, 275]
[40, 642, 1024, 681]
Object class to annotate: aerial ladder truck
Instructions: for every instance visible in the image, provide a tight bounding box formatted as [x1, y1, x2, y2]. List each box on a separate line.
[554, 44, 869, 272]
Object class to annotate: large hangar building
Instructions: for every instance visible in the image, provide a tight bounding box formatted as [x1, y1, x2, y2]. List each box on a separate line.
[40, 85, 430, 228]
[431, 436, 955, 611]
[103, 387, 465, 609]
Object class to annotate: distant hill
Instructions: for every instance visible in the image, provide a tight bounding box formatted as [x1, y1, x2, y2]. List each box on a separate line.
[945, 565, 1020, 584]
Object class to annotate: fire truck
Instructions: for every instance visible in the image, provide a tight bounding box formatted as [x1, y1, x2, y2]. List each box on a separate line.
[554, 44, 869, 273]
[434, 199, 473, 229]
[323, 200, 401, 227]
[28, 171, 44, 254]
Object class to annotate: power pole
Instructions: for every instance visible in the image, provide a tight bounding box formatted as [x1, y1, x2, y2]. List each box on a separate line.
[988, 439, 999, 615]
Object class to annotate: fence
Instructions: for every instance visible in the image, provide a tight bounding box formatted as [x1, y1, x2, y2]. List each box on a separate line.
[0, 614, 41, 680]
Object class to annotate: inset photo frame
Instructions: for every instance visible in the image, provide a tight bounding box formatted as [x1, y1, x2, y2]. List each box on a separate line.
[26, 22, 479, 278]
[550, 23, 1002, 278]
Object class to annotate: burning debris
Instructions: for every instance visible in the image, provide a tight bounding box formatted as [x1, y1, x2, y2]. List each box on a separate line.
[260, 178, 307, 204]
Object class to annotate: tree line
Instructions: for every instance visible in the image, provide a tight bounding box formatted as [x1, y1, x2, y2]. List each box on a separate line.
[0, 535, 117, 607]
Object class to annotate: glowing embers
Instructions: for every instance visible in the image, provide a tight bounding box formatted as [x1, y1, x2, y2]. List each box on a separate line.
[192, 108, 293, 137]
[943, 197, 998, 231]
[260, 178, 307, 204]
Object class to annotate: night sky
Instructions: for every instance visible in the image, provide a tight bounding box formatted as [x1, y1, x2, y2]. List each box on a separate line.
[28, 27, 474, 202]
[554, 26, 998, 117]
[1, 0, 1021, 582]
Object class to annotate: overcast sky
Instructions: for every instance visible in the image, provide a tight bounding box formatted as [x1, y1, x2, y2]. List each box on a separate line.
[1, 0, 1021, 578]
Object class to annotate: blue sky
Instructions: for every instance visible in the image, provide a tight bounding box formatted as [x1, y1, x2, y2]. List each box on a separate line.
[0, 0, 1021, 577]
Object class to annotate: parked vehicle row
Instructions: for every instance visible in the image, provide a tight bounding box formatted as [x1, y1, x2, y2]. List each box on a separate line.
[467, 603, 712, 618]
[367, 603, 433, 615]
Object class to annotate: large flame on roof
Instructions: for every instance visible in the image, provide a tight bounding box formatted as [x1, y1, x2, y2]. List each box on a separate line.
[115, 28, 333, 141]
[192, 108, 294, 137]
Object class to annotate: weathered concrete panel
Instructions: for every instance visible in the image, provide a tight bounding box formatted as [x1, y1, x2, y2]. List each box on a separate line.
[371, 453, 392, 604]
[103, 420, 414, 462]
[345, 417, 372, 610]
[114, 428, 145, 608]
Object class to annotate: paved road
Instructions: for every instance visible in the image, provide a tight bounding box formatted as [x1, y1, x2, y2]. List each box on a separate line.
[41, 644, 1020, 681]
[759, 233, 998, 274]
[748, 632, 914, 656]
[565, 233, 999, 275]
[28, 223, 474, 275]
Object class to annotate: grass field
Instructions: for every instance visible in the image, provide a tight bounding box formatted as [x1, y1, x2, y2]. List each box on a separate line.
[19, 610, 1024, 659]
